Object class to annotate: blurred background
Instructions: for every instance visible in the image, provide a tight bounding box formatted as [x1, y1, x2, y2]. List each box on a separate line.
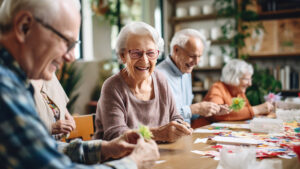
[56, 0, 300, 115]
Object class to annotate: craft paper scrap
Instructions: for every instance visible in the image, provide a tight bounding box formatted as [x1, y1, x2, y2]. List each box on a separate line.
[155, 160, 166, 164]
[194, 138, 208, 144]
[211, 123, 250, 129]
[191, 150, 219, 157]
[193, 128, 231, 133]
[212, 136, 262, 145]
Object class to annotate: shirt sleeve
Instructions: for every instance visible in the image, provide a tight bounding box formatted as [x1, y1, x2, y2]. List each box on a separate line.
[178, 105, 192, 123]
[0, 76, 137, 169]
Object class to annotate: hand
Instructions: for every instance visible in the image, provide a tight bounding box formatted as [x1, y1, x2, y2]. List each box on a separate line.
[129, 137, 160, 169]
[151, 121, 193, 143]
[51, 119, 76, 134]
[190, 101, 221, 117]
[215, 104, 231, 116]
[253, 101, 274, 115]
[101, 131, 139, 161]
[65, 112, 76, 130]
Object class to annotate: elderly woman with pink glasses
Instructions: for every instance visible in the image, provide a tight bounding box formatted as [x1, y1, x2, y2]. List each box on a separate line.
[94, 22, 192, 142]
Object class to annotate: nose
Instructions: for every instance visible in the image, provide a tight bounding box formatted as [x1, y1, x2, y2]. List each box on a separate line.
[63, 50, 75, 63]
[140, 52, 149, 63]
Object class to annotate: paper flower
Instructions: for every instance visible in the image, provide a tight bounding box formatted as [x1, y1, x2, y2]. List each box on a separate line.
[138, 125, 153, 140]
[229, 97, 245, 111]
[264, 92, 281, 102]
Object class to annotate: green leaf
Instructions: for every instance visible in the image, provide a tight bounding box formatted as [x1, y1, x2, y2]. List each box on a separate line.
[138, 125, 153, 140]
[229, 97, 245, 111]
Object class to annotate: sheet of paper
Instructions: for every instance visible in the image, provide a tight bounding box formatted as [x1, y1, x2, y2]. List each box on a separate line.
[194, 138, 208, 144]
[212, 136, 262, 145]
[211, 123, 250, 129]
[155, 160, 166, 164]
[193, 128, 231, 133]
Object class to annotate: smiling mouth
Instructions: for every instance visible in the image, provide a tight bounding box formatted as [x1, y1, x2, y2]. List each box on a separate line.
[135, 66, 150, 71]
[186, 63, 194, 68]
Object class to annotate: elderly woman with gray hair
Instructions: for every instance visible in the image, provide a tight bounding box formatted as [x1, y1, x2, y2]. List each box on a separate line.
[94, 21, 193, 142]
[192, 59, 273, 127]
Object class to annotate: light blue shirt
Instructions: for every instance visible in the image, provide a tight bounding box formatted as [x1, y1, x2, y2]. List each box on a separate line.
[157, 57, 198, 123]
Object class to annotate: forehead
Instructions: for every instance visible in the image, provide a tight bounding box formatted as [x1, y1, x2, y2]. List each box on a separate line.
[125, 33, 156, 49]
[53, 1, 81, 39]
[184, 37, 204, 51]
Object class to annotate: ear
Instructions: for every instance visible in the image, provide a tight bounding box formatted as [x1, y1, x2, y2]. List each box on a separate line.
[13, 11, 34, 43]
[173, 45, 179, 54]
[120, 52, 127, 64]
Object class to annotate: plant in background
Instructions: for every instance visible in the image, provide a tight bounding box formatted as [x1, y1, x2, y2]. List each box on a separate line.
[56, 63, 84, 114]
[91, 60, 119, 101]
[246, 65, 282, 106]
[91, 0, 119, 25]
[215, 0, 264, 59]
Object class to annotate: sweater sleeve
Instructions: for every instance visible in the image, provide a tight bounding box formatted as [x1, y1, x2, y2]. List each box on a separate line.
[204, 82, 254, 121]
[95, 79, 129, 140]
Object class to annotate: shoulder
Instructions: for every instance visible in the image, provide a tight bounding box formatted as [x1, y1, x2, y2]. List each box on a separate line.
[101, 72, 124, 94]
[153, 70, 168, 85]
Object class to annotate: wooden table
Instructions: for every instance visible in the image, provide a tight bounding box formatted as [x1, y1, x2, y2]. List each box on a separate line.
[153, 124, 300, 169]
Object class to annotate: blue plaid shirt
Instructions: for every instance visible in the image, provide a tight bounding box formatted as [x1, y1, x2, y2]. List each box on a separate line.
[0, 46, 136, 169]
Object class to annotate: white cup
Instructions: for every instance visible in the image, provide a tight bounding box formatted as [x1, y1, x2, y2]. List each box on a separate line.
[209, 54, 223, 67]
[176, 7, 188, 17]
[203, 5, 214, 15]
[189, 6, 201, 16]
[198, 55, 209, 68]
[211, 27, 222, 40]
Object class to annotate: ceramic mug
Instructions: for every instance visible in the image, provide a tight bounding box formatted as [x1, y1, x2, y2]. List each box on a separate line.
[203, 5, 214, 15]
[211, 27, 222, 40]
[189, 6, 201, 16]
[176, 7, 188, 17]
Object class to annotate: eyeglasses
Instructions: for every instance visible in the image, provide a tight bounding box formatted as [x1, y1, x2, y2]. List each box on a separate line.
[128, 49, 159, 60]
[34, 17, 80, 53]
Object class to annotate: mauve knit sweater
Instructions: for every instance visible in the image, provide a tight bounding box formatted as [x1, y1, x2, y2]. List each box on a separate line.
[94, 70, 183, 140]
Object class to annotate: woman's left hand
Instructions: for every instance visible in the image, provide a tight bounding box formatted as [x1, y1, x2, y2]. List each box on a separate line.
[65, 111, 76, 130]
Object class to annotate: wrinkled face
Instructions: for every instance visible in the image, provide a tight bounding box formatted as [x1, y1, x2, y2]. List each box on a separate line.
[238, 72, 252, 93]
[121, 33, 158, 82]
[171, 37, 203, 73]
[23, 2, 81, 80]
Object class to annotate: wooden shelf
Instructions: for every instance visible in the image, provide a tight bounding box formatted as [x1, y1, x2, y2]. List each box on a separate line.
[281, 90, 300, 97]
[193, 67, 222, 72]
[171, 14, 218, 23]
[247, 53, 300, 59]
[258, 9, 300, 20]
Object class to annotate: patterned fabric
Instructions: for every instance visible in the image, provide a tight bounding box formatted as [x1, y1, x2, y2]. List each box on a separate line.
[41, 91, 61, 120]
[157, 56, 199, 123]
[0, 46, 137, 169]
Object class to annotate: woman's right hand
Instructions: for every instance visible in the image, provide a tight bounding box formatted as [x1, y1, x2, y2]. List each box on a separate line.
[51, 120, 75, 134]
[151, 121, 193, 143]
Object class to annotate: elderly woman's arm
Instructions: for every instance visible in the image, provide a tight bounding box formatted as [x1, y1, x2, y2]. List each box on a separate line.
[150, 79, 192, 142]
[95, 80, 130, 140]
[252, 102, 274, 115]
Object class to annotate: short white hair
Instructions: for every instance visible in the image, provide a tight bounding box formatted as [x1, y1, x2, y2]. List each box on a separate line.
[0, 0, 81, 35]
[170, 28, 208, 56]
[220, 59, 254, 86]
[115, 21, 164, 59]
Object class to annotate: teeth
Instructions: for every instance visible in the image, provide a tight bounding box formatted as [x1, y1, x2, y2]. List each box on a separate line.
[136, 66, 149, 70]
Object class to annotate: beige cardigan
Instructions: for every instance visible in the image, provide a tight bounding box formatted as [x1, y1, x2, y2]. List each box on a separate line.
[31, 76, 69, 134]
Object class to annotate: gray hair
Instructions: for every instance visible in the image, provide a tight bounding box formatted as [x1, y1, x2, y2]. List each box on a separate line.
[170, 28, 208, 56]
[115, 21, 164, 58]
[0, 0, 81, 35]
[220, 59, 254, 86]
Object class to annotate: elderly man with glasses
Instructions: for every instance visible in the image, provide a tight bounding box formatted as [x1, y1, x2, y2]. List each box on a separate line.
[157, 29, 230, 128]
[0, 0, 159, 169]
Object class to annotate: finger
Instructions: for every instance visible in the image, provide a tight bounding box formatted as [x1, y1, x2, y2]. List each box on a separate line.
[173, 123, 192, 135]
